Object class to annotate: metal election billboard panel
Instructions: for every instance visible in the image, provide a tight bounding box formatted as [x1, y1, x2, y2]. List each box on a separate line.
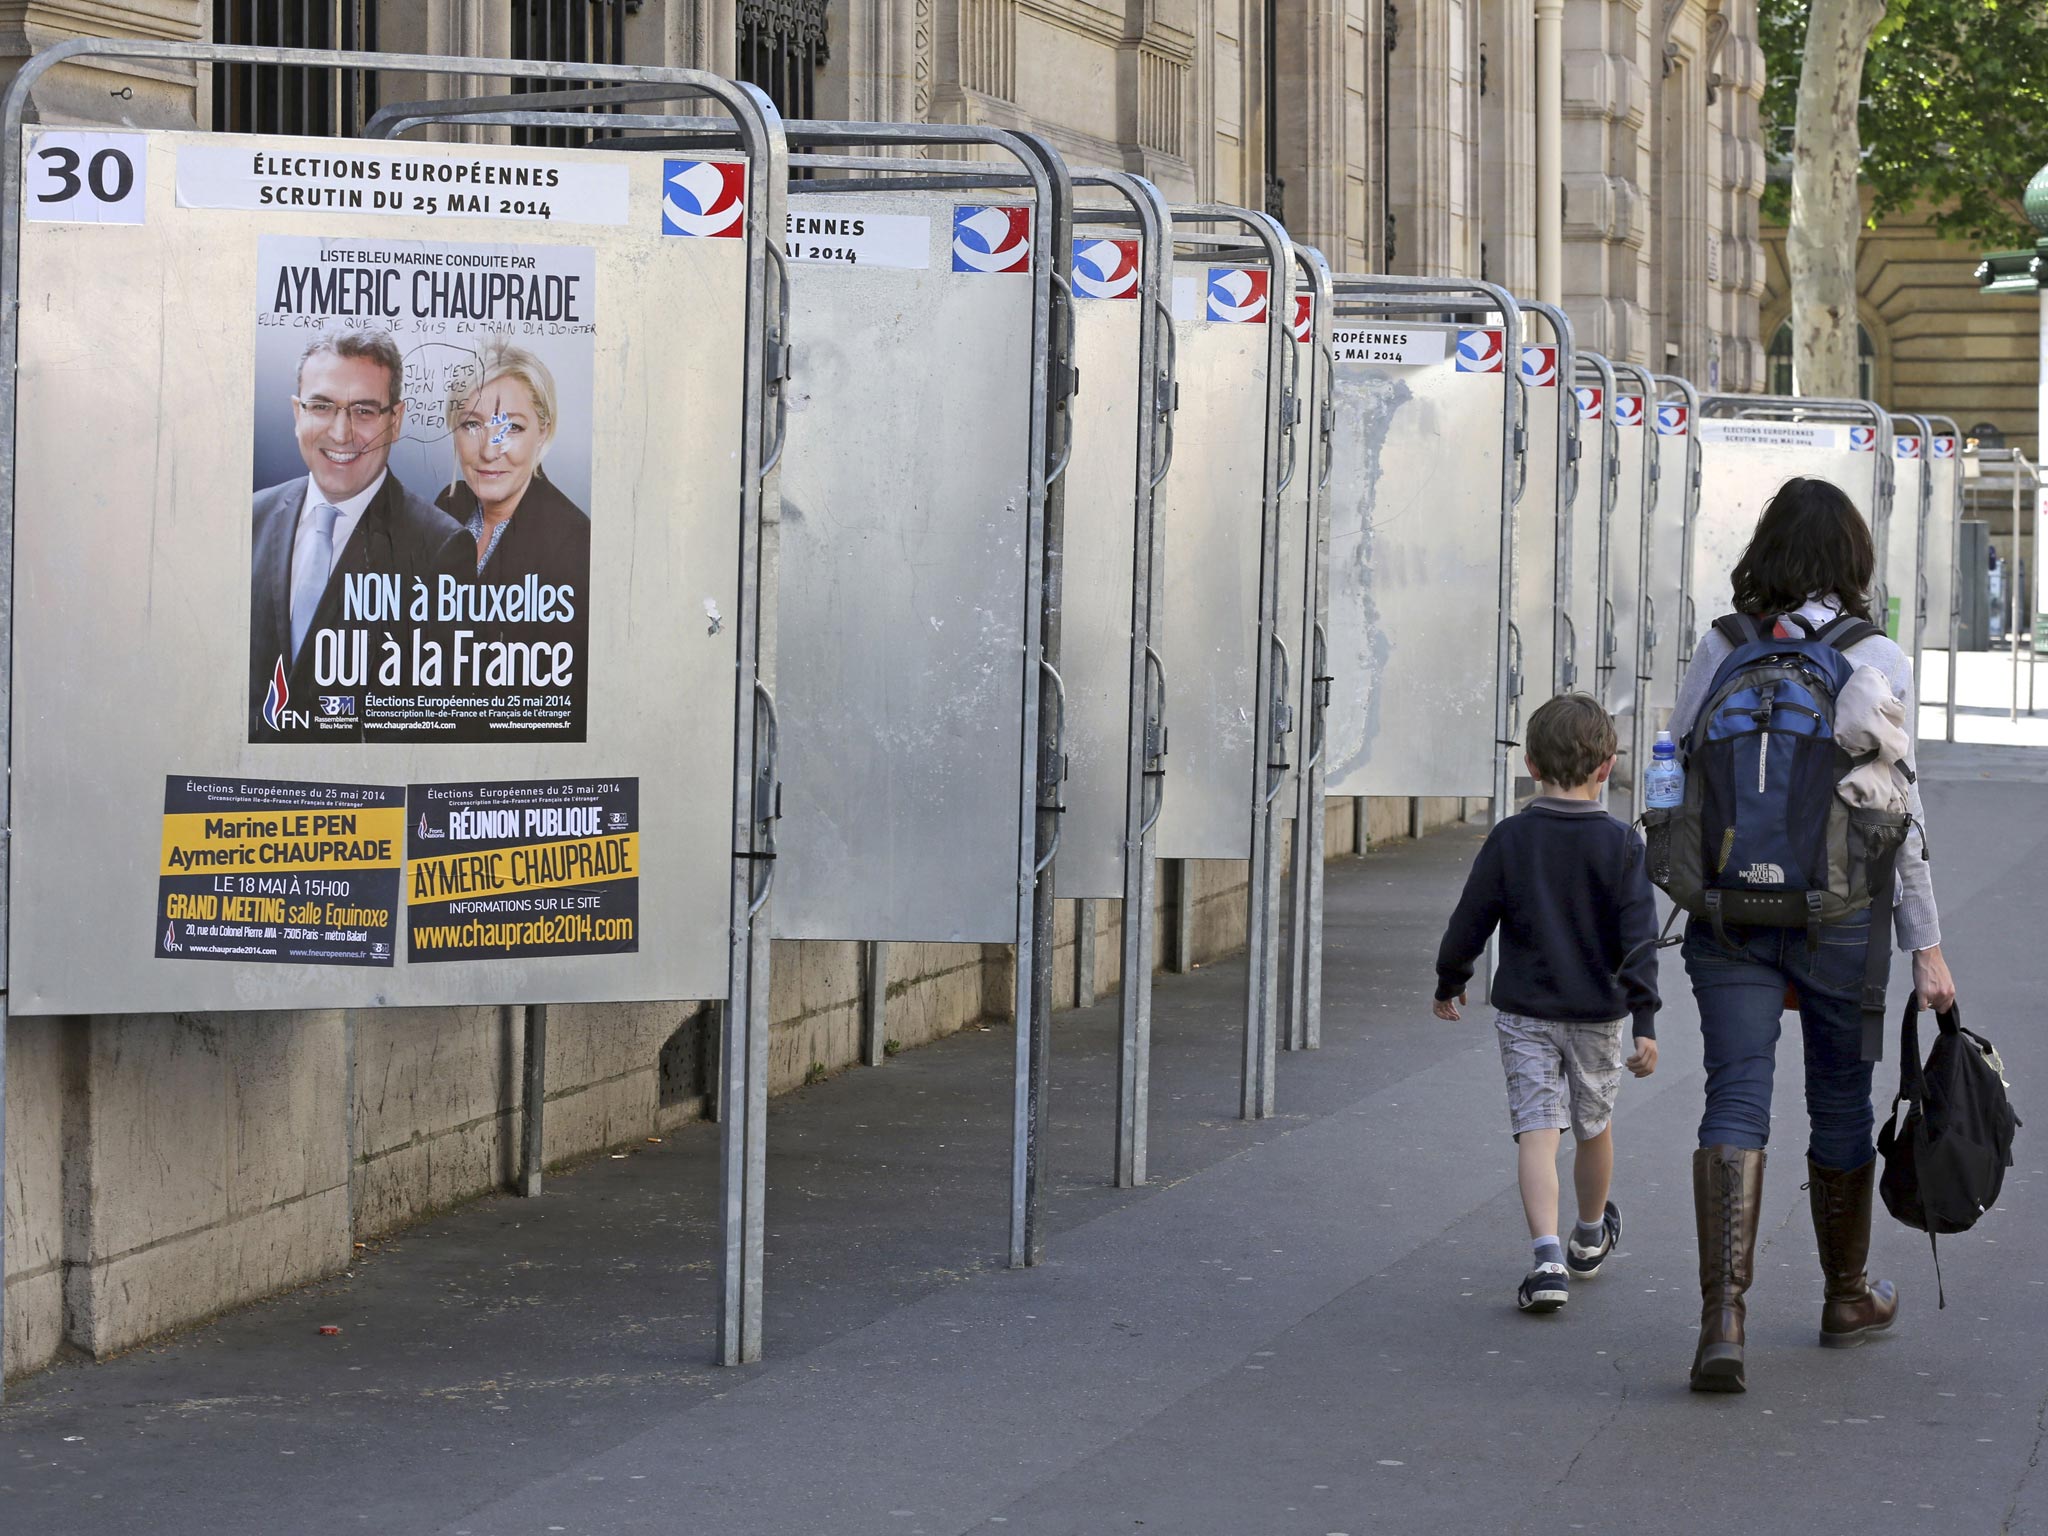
[1695, 417, 1879, 624]
[1152, 262, 1273, 859]
[11, 129, 751, 1012]
[1323, 323, 1506, 798]
[1052, 239, 1144, 899]
[768, 192, 1035, 941]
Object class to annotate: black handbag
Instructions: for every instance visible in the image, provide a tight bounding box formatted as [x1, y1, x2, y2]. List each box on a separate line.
[1877, 999, 2021, 1305]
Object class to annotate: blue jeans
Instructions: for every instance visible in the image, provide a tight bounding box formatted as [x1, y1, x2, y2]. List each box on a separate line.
[1682, 912, 1882, 1171]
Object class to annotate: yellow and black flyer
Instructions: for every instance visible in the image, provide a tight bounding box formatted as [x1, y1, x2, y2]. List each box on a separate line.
[157, 776, 404, 966]
[406, 778, 637, 962]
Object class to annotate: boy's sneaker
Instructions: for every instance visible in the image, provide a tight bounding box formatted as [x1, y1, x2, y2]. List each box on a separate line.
[1568, 1201, 1623, 1278]
[1517, 1262, 1570, 1313]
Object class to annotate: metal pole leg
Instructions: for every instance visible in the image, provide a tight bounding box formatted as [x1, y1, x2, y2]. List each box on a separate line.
[719, 930, 770, 1365]
[742, 937, 770, 1358]
[0, 999, 8, 1406]
[344, 1011, 357, 1243]
[1117, 854, 1157, 1189]
[1171, 858, 1195, 972]
[861, 941, 889, 1066]
[1074, 900, 1096, 1009]
[1242, 807, 1282, 1121]
[1278, 821, 1302, 1050]
[1303, 782, 1327, 1050]
[1016, 865, 1055, 1268]
[518, 1004, 548, 1198]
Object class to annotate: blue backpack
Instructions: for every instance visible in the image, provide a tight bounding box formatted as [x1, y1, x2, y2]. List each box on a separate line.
[1643, 611, 1913, 1058]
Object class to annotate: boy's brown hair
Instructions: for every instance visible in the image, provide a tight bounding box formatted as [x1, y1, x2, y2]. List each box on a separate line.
[1525, 693, 1617, 788]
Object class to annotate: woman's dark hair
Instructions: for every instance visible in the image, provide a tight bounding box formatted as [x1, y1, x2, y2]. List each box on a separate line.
[1728, 476, 1875, 622]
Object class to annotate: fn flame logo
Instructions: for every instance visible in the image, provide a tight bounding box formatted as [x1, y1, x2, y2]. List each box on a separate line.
[262, 656, 310, 732]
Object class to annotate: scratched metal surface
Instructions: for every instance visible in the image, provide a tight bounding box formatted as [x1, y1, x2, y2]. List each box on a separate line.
[1322, 326, 1506, 799]
[772, 191, 1036, 942]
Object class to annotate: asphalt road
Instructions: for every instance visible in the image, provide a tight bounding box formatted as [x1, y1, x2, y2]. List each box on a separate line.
[4, 741, 2043, 1535]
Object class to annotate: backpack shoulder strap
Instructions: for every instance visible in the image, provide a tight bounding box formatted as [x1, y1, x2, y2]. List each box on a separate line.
[1819, 613, 1882, 653]
[1711, 613, 1762, 648]
[1860, 840, 1902, 1063]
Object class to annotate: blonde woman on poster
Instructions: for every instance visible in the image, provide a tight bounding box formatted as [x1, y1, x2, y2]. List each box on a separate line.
[439, 339, 591, 593]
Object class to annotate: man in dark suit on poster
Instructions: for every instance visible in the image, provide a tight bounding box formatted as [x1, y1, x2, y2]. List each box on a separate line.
[249, 329, 471, 737]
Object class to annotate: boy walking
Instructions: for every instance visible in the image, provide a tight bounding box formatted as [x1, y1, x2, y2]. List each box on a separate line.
[1433, 695, 1661, 1313]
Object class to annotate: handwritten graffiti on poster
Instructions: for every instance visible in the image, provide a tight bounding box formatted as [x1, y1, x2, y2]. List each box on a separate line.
[407, 779, 639, 962]
[249, 235, 596, 743]
[157, 777, 403, 966]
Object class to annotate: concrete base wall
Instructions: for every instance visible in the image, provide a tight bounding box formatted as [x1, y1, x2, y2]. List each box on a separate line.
[4, 795, 1484, 1383]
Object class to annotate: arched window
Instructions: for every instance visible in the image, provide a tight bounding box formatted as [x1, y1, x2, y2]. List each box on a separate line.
[1766, 319, 1875, 400]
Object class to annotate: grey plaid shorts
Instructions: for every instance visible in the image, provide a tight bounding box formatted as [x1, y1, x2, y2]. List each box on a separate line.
[1495, 1010, 1627, 1140]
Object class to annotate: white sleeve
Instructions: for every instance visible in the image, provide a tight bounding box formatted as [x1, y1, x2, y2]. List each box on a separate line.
[1667, 628, 1729, 744]
[1890, 659, 1940, 952]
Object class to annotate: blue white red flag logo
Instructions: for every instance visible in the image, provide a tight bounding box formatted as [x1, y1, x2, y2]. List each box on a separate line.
[1655, 402, 1688, 436]
[1205, 268, 1270, 323]
[1455, 330, 1504, 372]
[1520, 346, 1557, 387]
[952, 206, 1032, 273]
[661, 160, 746, 238]
[1289, 294, 1313, 342]
[1072, 238, 1139, 298]
[1850, 426, 1877, 452]
[1895, 436, 1921, 460]
[1613, 395, 1644, 427]
[1931, 435, 1957, 459]
[1576, 385, 1603, 421]
[262, 656, 289, 732]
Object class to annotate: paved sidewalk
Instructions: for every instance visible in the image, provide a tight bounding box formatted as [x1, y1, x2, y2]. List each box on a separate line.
[4, 744, 2044, 1535]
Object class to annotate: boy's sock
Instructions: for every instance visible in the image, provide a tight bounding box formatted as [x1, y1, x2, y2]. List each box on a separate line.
[1532, 1236, 1565, 1267]
[1573, 1217, 1606, 1245]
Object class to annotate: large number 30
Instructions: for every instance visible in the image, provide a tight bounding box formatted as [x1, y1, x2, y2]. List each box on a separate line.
[35, 144, 135, 204]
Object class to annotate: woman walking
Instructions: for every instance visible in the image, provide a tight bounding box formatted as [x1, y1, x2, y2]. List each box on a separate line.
[1668, 477, 1956, 1393]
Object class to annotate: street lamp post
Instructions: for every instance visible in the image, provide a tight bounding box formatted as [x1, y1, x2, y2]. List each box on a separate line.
[2034, 165, 2048, 660]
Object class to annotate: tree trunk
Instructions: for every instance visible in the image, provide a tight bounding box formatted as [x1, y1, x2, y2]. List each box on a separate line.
[1787, 0, 1886, 399]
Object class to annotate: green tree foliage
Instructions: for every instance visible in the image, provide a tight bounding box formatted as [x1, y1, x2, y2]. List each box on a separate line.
[1762, 0, 2048, 244]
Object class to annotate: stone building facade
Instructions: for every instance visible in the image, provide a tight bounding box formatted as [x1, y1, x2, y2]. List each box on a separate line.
[816, 0, 1766, 383]
[1, 0, 1763, 1386]
[1, 0, 1767, 372]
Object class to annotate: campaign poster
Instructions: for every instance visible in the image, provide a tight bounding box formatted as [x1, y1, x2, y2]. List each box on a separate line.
[249, 235, 597, 743]
[406, 778, 638, 963]
[156, 776, 403, 966]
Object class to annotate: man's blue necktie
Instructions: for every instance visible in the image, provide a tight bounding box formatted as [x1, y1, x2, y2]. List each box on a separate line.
[290, 501, 341, 661]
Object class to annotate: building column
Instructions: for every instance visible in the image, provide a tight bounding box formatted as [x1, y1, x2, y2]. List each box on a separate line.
[820, 0, 921, 123]
[1535, 0, 1564, 302]
[1479, 0, 1537, 291]
[1271, 1, 1345, 261]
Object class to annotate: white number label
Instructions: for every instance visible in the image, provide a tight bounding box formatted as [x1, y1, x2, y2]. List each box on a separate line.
[27, 131, 146, 224]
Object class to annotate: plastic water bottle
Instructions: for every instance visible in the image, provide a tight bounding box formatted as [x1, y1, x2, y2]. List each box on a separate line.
[1644, 730, 1684, 810]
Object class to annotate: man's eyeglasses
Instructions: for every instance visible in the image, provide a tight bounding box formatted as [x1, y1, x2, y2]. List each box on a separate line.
[295, 396, 398, 425]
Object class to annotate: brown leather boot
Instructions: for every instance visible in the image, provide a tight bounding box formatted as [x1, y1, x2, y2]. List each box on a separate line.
[1691, 1145, 1765, 1393]
[1808, 1157, 1899, 1348]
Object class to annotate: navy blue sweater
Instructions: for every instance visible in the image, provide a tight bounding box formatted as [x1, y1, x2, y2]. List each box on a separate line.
[1434, 799, 1661, 1037]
